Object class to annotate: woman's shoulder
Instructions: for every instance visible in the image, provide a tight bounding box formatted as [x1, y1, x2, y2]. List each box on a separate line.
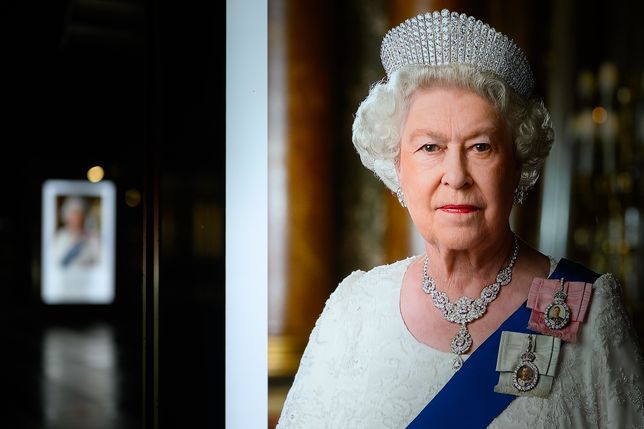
[334, 256, 416, 291]
[325, 256, 417, 306]
[360, 256, 417, 280]
[586, 273, 639, 343]
[592, 272, 621, 298]
[549, 257, 621, 298]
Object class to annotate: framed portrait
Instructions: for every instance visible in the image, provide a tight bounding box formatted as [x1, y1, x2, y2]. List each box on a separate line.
[547, 304, 564, 319]
[41, 179, 116, 304]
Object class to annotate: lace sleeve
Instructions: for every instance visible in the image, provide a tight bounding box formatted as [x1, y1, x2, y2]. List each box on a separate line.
[589, 274, 644, 428]
[557, 273, 644, 429]
[276, 269, 366, 429]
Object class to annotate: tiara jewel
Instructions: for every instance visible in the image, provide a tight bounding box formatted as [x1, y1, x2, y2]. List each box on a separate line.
[380, 9, 534, 98]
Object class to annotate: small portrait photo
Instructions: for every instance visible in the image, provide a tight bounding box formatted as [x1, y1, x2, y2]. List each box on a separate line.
[517, 364, 535, 385]
[513, 360, 540, 392]
[547, 304, 566, 323]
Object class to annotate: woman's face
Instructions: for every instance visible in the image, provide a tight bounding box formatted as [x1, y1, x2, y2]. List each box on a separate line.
[397, 85, 519, 251]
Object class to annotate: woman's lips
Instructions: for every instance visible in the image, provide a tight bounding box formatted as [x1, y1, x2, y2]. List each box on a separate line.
[438, 204, 479, 214]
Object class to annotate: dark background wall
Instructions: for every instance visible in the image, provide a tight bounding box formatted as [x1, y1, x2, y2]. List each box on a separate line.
[0, 0, 224, 427]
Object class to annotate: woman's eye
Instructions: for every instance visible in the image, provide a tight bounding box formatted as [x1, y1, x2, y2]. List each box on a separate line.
[421, 144, 439, 152]
[473, 143, 491, 152]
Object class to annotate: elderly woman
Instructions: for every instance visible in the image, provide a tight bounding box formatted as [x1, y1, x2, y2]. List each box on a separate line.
[54, 196, 101, 268]
[277, 9, 644, 429]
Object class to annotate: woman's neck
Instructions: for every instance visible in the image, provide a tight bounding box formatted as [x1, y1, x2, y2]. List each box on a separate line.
[423, 232, 517, 298]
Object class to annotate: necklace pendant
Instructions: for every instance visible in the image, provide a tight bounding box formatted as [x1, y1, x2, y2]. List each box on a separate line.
[452, 355, 463, 370]
[450, 325, 472, 371]
[451, 324, 472, 355]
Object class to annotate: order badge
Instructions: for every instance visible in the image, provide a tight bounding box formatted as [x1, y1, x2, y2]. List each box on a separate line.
[494, 332, 561, 398]
[543, 278, 570, 330]
[512, 334, 539, 392]
[526, 277, 593, 342]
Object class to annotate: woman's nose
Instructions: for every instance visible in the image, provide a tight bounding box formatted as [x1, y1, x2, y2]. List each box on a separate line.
[440, 150, 472, 189]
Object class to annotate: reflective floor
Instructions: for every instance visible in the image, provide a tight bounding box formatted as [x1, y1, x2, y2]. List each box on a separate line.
[3, 311, 141, 429]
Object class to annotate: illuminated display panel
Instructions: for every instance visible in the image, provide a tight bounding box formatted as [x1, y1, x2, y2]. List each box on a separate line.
[41, 179, 116, 304]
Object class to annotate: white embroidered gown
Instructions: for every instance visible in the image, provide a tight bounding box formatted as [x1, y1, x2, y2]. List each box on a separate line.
[276, 257, 644, 429]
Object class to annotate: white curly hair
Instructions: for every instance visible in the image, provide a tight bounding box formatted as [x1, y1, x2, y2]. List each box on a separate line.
[352, 64, 554, 198]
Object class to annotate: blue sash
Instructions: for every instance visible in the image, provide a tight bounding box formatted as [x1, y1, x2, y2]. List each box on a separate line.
[406, 258, 600, 429]
[61, 241, 86, 267]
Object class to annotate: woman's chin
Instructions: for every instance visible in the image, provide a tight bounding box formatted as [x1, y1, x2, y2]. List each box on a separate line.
[424, 227, 493, 251]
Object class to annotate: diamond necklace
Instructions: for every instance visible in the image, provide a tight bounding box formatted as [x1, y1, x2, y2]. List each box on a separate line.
[421, 234, 520, 370]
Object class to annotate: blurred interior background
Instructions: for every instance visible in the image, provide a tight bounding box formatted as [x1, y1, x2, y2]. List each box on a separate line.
[1, 0, 223, 428]
[267, 0, 644, 426]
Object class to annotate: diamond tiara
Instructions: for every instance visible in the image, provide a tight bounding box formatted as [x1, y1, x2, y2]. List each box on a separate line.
[380, 9, 534, 98]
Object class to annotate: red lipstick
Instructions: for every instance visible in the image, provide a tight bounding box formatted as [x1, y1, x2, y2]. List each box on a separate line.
[439, 205, 479, 214]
